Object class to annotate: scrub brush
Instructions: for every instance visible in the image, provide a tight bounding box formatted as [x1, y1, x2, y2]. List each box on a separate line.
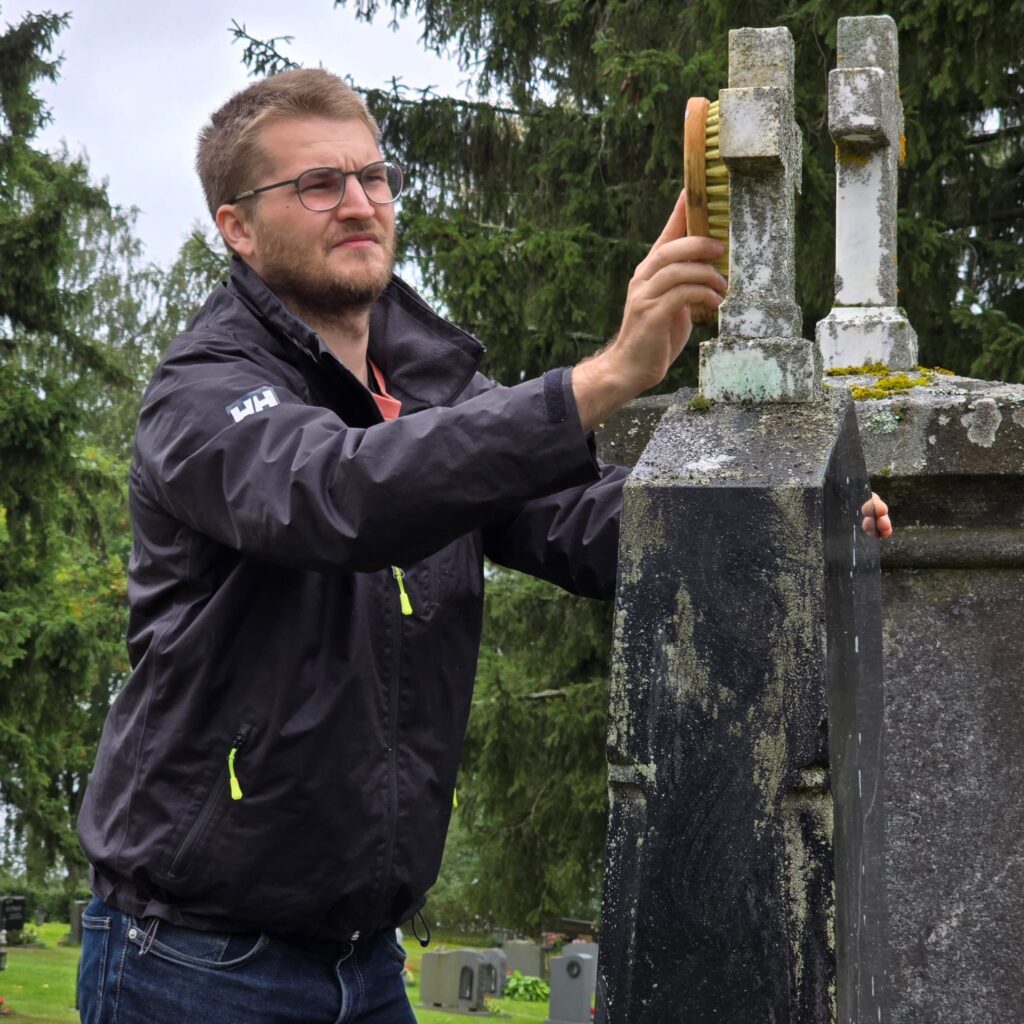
[683, 96, 729, 324]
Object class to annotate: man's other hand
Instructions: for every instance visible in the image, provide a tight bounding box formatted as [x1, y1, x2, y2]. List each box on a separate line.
[861, 492, 893, 539]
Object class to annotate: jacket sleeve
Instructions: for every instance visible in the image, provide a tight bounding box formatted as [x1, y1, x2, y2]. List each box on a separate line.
[481, 461, 626, 601]
[134, 338, 602, 573]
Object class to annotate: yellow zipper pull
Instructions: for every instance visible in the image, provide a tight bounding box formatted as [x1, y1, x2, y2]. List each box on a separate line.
[228, 745, 243, 800]
[392, 566, 413, 616]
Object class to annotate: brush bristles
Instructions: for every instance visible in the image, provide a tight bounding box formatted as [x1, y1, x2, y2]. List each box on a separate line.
[705, 99, 729, 253]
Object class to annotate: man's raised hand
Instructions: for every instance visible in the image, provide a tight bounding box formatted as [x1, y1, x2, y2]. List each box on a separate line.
[572, 190, 728, 432]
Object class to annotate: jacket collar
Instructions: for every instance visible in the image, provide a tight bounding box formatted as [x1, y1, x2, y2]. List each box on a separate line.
[225, 256, 484, 413]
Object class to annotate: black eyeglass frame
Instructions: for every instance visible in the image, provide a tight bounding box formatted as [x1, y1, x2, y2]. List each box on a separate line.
[226, 160, 404, 210]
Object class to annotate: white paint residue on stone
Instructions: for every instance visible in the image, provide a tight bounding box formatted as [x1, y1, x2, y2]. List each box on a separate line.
[1012, 409, 1024, 430]
[858, 768, 863, 797]
[961, 398, 1002, 447]
[836, 157, 885, 304]
[938, 414, 950, 425]
[928, 434, 936, 445]
[683, 453, 736, 474]
[855, 635, 859, 653]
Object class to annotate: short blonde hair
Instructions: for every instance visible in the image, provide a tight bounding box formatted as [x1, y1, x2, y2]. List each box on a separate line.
[196, 68, 379, 219]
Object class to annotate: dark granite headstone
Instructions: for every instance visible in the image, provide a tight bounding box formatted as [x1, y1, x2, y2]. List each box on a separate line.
[598, 391, 886, 1024]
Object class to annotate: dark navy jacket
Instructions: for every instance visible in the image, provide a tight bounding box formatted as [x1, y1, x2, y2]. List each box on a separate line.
[78, 257, 625, 939]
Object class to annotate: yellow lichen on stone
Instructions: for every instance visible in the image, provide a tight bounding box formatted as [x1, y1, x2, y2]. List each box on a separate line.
[850, 372, 931, 400]
[835, 145, 871, 167]
[825, 362, 889, 377]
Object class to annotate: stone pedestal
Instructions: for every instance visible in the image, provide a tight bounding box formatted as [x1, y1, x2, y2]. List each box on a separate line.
[843, 371, 1024, 1024]
[597, 391, 886, 1024]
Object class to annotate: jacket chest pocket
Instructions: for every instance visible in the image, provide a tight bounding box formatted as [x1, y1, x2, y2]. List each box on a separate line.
[396, 538, 478, 620]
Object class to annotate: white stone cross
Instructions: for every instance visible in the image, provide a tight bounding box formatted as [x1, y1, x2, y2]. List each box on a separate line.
[816, 15, 918, 370]
[700, 27, 822, 403]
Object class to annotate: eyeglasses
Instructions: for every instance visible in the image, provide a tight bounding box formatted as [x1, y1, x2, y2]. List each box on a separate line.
[227, 160, 404, 211]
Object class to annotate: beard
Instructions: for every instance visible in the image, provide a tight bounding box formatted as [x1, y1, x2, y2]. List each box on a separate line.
[254, 218, 396, 327]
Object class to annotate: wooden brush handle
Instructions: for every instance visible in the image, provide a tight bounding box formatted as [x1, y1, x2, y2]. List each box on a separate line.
[684, 96, 711, 238]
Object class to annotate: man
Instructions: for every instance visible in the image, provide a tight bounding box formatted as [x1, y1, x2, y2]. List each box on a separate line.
[77, 69, 891, 1023]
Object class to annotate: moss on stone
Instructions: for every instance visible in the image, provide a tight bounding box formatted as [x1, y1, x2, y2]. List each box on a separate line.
[825, 362, 889, 377]
[828, 363, 956, 401]
[688, 394, 712, 412]
[850, 372, 931, 400]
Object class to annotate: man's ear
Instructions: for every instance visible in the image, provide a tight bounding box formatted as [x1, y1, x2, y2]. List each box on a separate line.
[216, 204, 257, 260]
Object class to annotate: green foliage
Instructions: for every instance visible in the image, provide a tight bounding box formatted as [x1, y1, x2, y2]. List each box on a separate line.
[0, 11, 144, 885]
[0, 871, 91, 922]
[444, 569, 611, 933]
[957, 288, 1024, 384]
[504, 972, 550, 1002]
[0, 12, 107, 339]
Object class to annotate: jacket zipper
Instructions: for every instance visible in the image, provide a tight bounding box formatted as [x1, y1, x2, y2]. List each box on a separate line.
[391, 567, 414, 616]
[378, 568, 405, 904]
[166, 725, 252, 879]
[228, 738, 245, 800]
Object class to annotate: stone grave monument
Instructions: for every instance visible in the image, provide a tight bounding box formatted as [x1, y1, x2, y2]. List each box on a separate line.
[545, 944, 599, 1024]
[503, 938, 545, 978]
[420, 949, 492, 1012]
[597, 25, 886, 1024]
[595, 13, 1024, 1024]
[478, 948, 508, 997]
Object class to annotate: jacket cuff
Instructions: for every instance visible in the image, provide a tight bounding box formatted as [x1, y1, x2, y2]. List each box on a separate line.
[544, 366, 601, 473]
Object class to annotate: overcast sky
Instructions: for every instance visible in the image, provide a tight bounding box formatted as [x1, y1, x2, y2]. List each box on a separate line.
[3, 0, 467, 264]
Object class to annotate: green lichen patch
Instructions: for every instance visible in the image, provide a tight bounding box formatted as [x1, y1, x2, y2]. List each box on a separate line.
[687, 394, 712, 412]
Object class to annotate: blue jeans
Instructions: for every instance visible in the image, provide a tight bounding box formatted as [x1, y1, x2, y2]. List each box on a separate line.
[78, 896, 416, 1024]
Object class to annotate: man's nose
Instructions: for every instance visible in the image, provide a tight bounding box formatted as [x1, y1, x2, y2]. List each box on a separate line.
[334, 176, 376, 220]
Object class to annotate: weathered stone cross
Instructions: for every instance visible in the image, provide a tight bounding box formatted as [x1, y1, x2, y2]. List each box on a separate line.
[700, 27, 822, 403]
[816, 15, 918, 369]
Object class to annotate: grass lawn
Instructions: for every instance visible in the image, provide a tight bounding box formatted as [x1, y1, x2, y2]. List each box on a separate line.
[0, 924, 551, 1024]
[0, 922, 80, 1023]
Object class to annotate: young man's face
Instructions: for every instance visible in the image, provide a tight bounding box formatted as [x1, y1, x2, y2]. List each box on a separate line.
[227, 116, 397, 314]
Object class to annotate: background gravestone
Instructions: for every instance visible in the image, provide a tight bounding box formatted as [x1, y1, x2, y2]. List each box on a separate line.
[503, 938, 545, 978]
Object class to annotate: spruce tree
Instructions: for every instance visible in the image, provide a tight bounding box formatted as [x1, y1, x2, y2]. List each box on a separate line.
[0, 10, 132, 883]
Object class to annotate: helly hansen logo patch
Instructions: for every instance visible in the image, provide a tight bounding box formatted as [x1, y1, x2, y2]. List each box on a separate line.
[226, 386, 280, 423]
